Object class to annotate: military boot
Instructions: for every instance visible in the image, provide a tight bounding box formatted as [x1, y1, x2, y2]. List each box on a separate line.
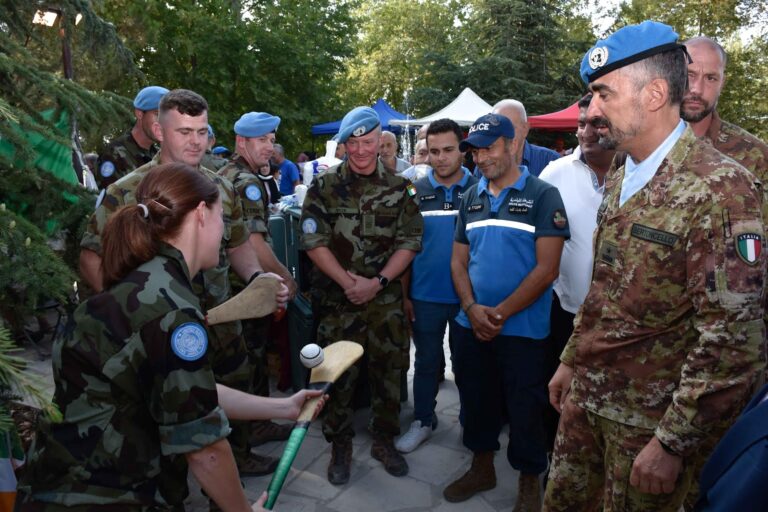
[371, 435, 409, 477]
[327, 438, 353, 485]
[513, 472, 542, 512]
[443, 451, 496, 503]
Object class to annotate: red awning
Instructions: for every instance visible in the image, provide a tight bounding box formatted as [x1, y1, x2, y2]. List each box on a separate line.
[528, 101, 580, 131]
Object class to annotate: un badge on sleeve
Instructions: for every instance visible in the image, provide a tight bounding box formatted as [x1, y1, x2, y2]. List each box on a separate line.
[100, 161, 115, 178]
[302, 218, 318, 234]
[171, 322, 208, 361]
[245, 184, 262, 202]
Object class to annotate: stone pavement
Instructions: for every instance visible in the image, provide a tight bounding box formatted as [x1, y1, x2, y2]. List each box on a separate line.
[19, 339, 524, 512]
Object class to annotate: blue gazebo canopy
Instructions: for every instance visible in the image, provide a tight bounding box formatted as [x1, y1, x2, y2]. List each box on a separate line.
[311, 98, 411, 136]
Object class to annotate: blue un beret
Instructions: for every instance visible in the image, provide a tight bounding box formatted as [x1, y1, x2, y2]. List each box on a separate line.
[459, 114, 515, 152]
[133, 86, 169, 111]
[234, 112, 281, 137]
[334, 106, 380, 143]
[207, 125, 215, 138]
[212, 146, 230, 155]
[580, 20, 681, 84]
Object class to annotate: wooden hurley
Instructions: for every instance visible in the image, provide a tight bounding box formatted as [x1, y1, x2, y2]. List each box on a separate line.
[264, 341, 364, 509]
[205, 274, 280, 325]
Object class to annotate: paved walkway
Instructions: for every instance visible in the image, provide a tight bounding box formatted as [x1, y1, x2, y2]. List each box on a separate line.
[20, 341, 522, 511]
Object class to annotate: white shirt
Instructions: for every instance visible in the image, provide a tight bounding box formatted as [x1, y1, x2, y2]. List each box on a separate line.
[540, 147, 604, 314]
[619, 120, 686, 206]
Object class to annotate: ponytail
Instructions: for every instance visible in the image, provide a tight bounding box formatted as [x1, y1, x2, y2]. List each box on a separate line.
[100, 163, 219, 289]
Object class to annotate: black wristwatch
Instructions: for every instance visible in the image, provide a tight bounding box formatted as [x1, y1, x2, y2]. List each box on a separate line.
[377, 274, 389, 287]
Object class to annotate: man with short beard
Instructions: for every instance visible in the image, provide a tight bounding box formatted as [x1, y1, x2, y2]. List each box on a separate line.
[681, 37, 768, 182]
[544, 21, 766, 512]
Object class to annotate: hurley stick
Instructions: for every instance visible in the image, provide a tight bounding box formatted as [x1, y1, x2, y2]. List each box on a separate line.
[206, 274, 280, 325]
[264, 340, 364, 510]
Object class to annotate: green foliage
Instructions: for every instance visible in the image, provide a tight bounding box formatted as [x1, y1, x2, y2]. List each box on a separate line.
[94, 0, 357, 156]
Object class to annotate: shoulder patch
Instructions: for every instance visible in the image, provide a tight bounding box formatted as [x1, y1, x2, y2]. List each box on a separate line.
[245, 184, 262, 202]
[406, 184, 417, 197]
[553, 209, 568, 229]
[302, 218, 318, 234]
[171, 322, 208, 361]
[736, 233, 762, 265]
[100, 161, 116, 177]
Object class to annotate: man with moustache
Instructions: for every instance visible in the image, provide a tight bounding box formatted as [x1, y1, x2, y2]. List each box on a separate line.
[395, 119, 477, 454]
[681, 36, 768, 182]
[544, 21, 766, 512]
[300, 106, 423, 485]
[80, 89, 289, 490]
[538, 93, 616, 455]
[379, 130, 410, 174]
[446, 113, 569, 510]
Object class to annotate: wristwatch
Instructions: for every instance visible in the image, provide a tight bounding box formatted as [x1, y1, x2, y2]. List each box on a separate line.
[377, 274, 389, 287]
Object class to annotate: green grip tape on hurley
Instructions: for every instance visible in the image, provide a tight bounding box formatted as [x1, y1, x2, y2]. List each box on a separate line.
[264, 425, 309, 509]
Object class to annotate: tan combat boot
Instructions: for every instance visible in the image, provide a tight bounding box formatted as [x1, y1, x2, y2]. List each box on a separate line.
[513, 472, 542, 512]
[443, 451, 496, 503]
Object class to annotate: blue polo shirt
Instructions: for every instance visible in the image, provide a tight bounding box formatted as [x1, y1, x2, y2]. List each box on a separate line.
[411, 169, 478, 304]
[454, 168, 569, 338]
[278, 159, 301, 195]
[522, 141, 561, 177]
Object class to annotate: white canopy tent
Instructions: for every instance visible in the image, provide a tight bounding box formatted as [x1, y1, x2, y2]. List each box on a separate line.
[390, 87, 493, 127]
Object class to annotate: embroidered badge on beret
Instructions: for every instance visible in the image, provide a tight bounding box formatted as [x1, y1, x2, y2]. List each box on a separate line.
[553, 209, 568, 229]
[245, 184, 261, 202]
[171, 322, 208, 361]
[588, 47, 609, 69]
[352, 125, 366, 137]
[736, 233, 762, 265]
[100, 161, 115, 178]
[302, 218, 318, 234]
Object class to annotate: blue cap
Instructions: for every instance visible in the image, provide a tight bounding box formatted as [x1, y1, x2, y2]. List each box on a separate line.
[459, 114, 515, 151]
[133, 86, 169, 111]
[234, 112, 281, 137]
[334, 106, 380, 143]
[207, 125, 215, 138]
[580, 21, 681, 84]
[212, 146, 230, 155]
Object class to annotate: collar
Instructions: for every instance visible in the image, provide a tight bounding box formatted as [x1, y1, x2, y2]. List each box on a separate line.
[157, 242, 194, 284]
[477, 166, 530, 196]
[427, 167, 471, 191]
[625, 120, 686, 174]
[338, 159, 388, 182]
[704, 110, 723, 143]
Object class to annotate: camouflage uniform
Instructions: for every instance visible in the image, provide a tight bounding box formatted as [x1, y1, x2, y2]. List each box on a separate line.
[218, 155, 271, 396]
[96, 129, 157, 189]
[300, 160, 423, 440]
[684, 111, 768, 508]
[18, 244, 229, 510]
[201, 150, 229, 172]
[543, 127, 767, 512]
[80, 153, 254, 470]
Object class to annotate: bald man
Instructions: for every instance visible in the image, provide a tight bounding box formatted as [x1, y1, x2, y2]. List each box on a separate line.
[492, 99, 561, 176]
[379, 130, 410, 174]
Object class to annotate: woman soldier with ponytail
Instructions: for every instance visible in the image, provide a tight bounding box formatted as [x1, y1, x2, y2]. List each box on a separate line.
[18, 164, 322, 511]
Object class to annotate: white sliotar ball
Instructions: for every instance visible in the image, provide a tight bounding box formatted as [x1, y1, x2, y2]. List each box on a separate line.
[300, 343, 324, 368]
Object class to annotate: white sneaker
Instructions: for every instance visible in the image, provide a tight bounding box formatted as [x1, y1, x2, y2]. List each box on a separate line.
[395, 420, 433, 453]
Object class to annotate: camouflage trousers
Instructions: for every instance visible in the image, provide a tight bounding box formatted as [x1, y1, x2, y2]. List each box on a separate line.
[208, 320, 253, 466]
[543, 398, 695, 512]
[315, 300, 409, 441]
[241, 316, 271, 398]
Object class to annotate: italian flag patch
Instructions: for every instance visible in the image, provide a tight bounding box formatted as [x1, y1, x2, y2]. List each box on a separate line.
[736, 233, 762, 265]
[406, 184, 417, 197]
